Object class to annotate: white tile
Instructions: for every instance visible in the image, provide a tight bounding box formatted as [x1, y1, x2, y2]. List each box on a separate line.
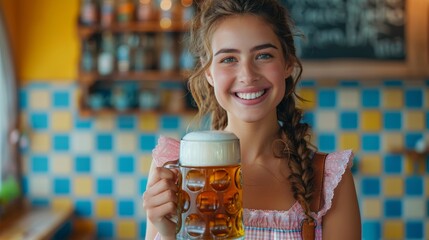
[71, 132, 94, 153]
[115, 177, 137, 197]
[116, 133, 137, 153]
[29, 90, 51, 109]
[93, 154, 114, 175]
[29, 176, 51, 196]
[404, 198, 425, 218]
[316, 110, 338, 131]
[51, 154, 72, 174]
[338, 89, 360, 109]
[94, 116, 115, 130]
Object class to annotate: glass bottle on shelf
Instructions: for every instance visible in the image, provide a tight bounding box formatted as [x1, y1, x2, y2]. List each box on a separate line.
[81, 40, 97, 72]
[98, 32, 115, 75]
[159, 33, 176, 71]
[181, 0, 194, 23]
[145, 34, 157, 70]
[179, 34, 194, 71]
[133, 34, 146, 71]
[80, 0, 98, 26]
[117, 33, 131, 73]
[136, 0, 157, 22]
[100, 0, 115, 27]
[116, 0, 135, 24]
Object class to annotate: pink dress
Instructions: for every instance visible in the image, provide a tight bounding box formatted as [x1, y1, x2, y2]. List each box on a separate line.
[152, 136, 353, 240]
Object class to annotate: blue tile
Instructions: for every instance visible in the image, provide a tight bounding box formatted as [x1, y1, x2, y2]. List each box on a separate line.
[405, 89, 423, 108]
[340, 111, 358, 129]
[362, 221, 380, 240]
[75, 199, 92, 217]
[361, 177, 380, 196]
[74, 117, 93, 129]
[22, 177, 28, 195]
[318, 133, 336, 152]
[339, 80, 360, 87]
[75, 156, 91, 173]
[299, 80, 316, 87]
[384, 154, 402, 174]
[97, 221, 114, 238]
[302, 112, 314, 127]
[117, 116, 136, 129]
[405, 133, 423, 149]
[53, 91, 70, 108]
[383, 111, 402, 130]
[31, 155, 48, 173]
[31, 198, 49, 207]
[96, 133, 113, 151]
[140, 134, 156, 151]
[54, 178, 70, 195]
[19, 90, 28, 109]
[362, 89, 380, 108]
[30, 112, 49, 130]
[384, 199, 402, 217]
[139, 177, 148, 195]
[362, 134, 380, 151]
[118, 199, 135, 216]
[406, 221, 423, 239]
[53, 134, 70, 151]
[139, 221, 147, 239]
[383, 80, 403, 87]
[405, 176, 423, 196]
[118, 155, 135, 173]
[96, 178, 113, 195]
[161, 116, 180, 130]
[318, 89, 336, 108]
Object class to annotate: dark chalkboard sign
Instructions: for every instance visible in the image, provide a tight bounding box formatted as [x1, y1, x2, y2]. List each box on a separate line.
[281, 0, 406, 60]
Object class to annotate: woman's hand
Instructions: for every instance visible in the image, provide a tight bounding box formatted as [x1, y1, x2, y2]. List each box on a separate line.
[143, 166, 179, 240]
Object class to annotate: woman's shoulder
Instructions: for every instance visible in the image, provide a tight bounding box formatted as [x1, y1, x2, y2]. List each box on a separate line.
[317, 149, 354, 217]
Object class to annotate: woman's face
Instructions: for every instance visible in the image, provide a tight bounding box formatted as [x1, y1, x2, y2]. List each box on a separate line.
[206, 14, 293, 125]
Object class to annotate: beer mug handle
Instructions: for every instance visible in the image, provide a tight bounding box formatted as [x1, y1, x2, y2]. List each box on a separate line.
[162, 161, 181, 228]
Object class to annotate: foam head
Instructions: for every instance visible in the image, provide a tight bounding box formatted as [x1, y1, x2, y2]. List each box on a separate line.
[180, 131, 240, 167]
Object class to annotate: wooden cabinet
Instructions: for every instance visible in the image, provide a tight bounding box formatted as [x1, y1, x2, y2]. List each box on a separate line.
[77, 0, 196, 116]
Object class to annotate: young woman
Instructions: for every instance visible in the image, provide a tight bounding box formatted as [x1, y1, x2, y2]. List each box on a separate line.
[143, 0, 361, 239]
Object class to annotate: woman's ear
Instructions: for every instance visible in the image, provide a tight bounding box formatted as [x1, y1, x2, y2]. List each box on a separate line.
[205, 69, 214, 86]
[284, 62, 294, 78]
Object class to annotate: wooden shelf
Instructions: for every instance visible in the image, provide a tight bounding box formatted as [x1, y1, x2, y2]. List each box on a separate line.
[0, 206, 73, 240]
[390, 149, 429, 159]
[78, 70, 190, 85]
[78, 21, 189, 38]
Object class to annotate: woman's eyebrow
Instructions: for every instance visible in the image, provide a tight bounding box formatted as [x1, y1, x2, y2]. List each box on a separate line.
[214, 43, 278, 56]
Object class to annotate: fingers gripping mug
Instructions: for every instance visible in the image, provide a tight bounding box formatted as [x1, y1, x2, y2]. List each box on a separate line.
[166, 131, 245, 239]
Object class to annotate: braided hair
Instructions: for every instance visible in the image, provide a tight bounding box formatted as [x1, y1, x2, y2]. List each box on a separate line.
[188, 0, 316, 224]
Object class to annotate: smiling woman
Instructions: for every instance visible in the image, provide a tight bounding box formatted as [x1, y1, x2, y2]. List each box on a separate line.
[0, 8, 21, 217]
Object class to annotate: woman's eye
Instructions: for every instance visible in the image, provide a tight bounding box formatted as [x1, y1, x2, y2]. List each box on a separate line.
[220, 57, 237, 63]
[256, 53, 272, 60]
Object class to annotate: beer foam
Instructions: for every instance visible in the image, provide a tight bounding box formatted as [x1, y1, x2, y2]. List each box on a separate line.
[180, 131, 241, 167]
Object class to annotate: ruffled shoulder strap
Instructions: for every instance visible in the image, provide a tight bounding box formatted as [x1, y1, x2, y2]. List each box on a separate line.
[317, 149, 353, 218]
[152, 136, 180, 167]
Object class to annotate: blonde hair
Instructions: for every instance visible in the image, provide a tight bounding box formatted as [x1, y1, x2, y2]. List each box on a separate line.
[188, 0, 316, 223]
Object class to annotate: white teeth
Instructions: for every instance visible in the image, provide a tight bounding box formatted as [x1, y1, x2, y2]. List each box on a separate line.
[236, 90, 265, 100]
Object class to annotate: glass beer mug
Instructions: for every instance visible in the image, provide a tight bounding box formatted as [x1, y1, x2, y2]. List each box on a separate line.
[167, 131, 245, 239]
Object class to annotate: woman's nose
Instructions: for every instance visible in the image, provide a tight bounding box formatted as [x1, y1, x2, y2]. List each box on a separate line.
[238, 60, 258, 84]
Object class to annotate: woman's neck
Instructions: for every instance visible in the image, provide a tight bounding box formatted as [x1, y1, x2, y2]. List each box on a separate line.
[224, 116, 281, 164]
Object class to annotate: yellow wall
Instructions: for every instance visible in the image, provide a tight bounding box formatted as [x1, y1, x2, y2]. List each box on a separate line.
[18, 0, 79, 82]
[2, 0, 79, 83]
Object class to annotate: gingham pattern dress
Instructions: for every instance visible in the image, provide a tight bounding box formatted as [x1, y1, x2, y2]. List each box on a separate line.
[152, 137, 353, 240]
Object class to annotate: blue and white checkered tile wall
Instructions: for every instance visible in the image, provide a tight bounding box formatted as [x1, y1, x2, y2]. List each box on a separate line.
[19, 79, 429, 239]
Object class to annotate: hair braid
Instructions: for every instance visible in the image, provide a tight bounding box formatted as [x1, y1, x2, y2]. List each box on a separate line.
[276, 76, 316, 223]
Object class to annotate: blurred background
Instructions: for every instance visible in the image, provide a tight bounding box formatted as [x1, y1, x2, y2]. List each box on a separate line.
[0, 0, 428, 239]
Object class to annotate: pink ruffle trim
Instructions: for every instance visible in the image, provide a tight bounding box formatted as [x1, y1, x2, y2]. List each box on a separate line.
[152, 136, 180, 167]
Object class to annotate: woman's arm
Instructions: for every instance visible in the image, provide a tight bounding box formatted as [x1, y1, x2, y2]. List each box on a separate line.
[322, 169, 361, 240]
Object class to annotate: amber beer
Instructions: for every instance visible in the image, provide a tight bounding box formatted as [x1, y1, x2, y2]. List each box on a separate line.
[176, 131, 244, 239]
